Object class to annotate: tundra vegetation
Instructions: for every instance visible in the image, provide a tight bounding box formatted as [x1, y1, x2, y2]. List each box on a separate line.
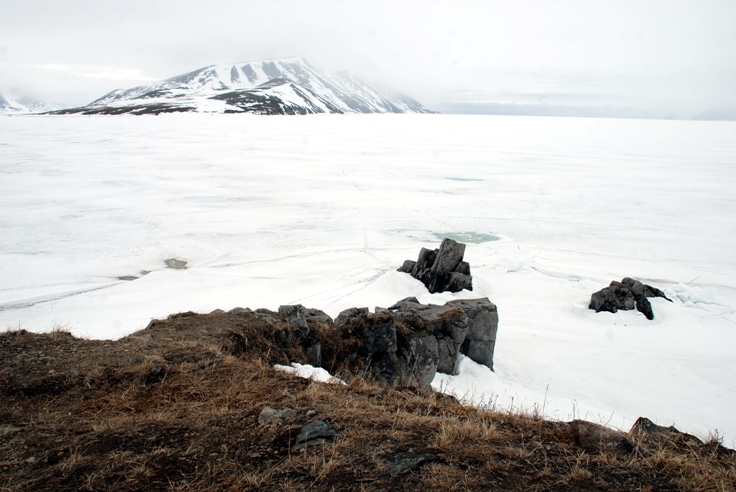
[1, 311, 734, 491]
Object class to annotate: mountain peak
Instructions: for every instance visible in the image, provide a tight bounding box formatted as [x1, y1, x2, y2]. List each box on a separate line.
[232, 55, 308, 66]
[54, 58, 435, 115]
[0, 92, 57, 114]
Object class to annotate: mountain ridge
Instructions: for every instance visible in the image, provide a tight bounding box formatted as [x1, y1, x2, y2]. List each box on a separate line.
[53, 57, 435, 115]
[0, 93, 56, 114]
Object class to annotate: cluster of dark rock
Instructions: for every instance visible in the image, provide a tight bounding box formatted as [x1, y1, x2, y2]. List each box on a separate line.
[223, 295, 498, 390]
[396, 237, 675, 324]
[226, 242, 706, 461]
[221, 240, 672, 394]
[257, 405, 437, 473]
[397, 238, 473, 293]
[569, 416, 725, 458]
[341, 296, 498, 387]
[589, 277, 671, 320]
[256, 405, 717, 469]
[258, 407, 338, 451]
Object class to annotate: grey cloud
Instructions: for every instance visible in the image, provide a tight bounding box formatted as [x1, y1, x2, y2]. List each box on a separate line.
[0, 0, 734, 117]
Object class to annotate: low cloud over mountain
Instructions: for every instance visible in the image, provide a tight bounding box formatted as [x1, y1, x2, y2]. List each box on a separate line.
[53, 58, 435, 115]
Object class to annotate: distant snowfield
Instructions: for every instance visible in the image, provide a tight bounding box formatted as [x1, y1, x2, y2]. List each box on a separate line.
[1, 113, 735, 445]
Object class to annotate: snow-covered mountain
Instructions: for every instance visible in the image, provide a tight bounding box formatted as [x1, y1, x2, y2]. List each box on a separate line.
[0, 93, 56, 114]
[0, 93, 25, 113]
[692, 108, 736, 121]
[54, 57, 435, 115]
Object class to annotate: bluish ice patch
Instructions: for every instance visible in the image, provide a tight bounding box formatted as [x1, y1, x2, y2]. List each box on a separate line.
[390, 230, 500, 244]
[446, 177, 483, 182]
[388, 229, 436, 242]
[434, 232, 500, 244]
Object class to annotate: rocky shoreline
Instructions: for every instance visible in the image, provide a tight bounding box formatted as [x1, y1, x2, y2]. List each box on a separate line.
[1, 240, 732, 489]
[211, 295, 498, 390]
[2, 311, 734, 491]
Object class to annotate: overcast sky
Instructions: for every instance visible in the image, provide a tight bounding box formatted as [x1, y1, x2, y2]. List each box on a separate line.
[1, 0, 735, 117]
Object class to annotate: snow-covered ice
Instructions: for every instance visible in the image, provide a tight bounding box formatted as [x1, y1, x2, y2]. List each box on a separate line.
[1, 113, 735, 445]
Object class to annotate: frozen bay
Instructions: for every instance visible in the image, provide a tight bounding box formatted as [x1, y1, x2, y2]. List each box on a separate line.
[1, 113, 735, 445]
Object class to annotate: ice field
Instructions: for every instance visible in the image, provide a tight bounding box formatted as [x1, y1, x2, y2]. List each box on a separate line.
[1, 113, 735, 445]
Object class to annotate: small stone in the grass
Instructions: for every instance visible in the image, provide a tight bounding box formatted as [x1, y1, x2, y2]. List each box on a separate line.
[143, 364, 166, 385]
[258, 406, 297, 425]
[381, 452, 437, 476]
[292, 420, 337, 450]
[0, 424, 23, 436]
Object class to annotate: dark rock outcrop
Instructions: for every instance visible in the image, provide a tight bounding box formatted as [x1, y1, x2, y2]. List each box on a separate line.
[338, 296, 497, 388]
[305, 343, 322, 367]
[227, 297, 497, 390]
[274, 304, 333, 362]
[569, 420, 640, 455]
[278, 304, 333, 329]
[630, 417, 683, 437]
[366, 329, 439, 388]
[629, 417, 735, 457]
[397, 239, 473, 293]
[376, 297, 498, 374]
[334, 307, 369, 326]
[589, 277, 671, 320]
[629, 417, 711, 450]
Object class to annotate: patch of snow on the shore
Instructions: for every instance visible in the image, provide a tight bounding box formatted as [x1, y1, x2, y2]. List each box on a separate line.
[275, 362, 346, 385]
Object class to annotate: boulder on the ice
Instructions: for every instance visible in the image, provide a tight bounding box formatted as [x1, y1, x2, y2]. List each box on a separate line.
[397, 260, 416, 273]
[589, 278, 671, 320]
[589, 287, 620, 313]
[397, 238, 473, 293]
[622, 277, 668, 300]
[636, 297, 654, 320]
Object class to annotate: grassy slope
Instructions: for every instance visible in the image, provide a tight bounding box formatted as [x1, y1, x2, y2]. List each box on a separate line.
[1, 311, 734, 491]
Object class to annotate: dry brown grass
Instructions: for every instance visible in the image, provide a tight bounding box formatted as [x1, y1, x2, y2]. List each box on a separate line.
[1, 311, 734, 491]
[640, 432, 736, 491]
[435, 417, 499, 447]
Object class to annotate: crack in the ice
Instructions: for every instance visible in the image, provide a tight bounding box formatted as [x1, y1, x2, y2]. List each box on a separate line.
[0, 283, 119, 312]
